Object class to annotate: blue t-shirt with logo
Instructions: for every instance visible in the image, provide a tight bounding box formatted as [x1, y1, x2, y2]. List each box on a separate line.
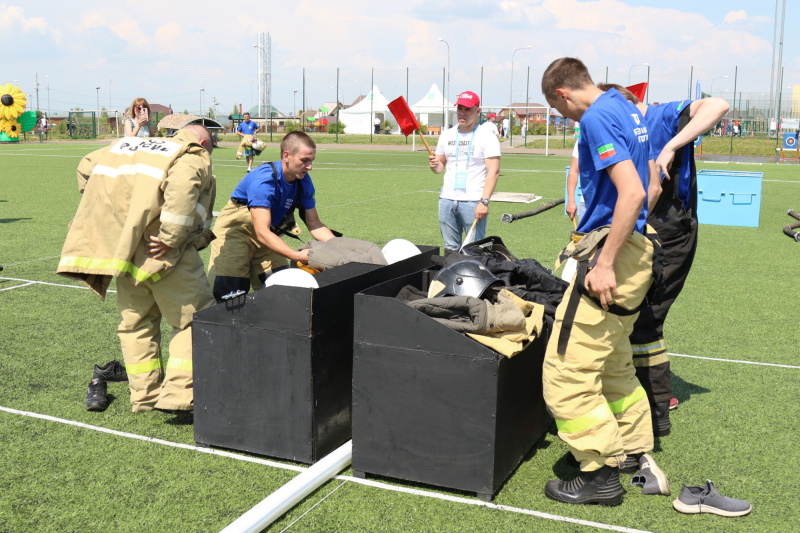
[577, 88, 652, 234]
[237, 120, 259, 136]
[231, 162, 316, 224]
[646, 100, 693, 209]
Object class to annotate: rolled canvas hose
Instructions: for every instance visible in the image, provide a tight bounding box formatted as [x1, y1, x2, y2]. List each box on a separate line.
[220, 440, 352, 533]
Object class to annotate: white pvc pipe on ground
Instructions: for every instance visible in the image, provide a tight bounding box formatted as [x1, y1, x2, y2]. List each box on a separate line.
[220, 440, 353, 533]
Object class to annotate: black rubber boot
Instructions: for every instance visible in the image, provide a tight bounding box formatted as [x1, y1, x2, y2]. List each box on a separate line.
[653, 400, 671, 436]
[545, 465, 624, 506]
[618, 452, 643, 474]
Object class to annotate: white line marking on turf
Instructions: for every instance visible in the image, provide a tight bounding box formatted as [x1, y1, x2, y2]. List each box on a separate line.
[2, 255, 60, 266]
[277, 480, 348, 533]
[0, 405, 651, 533]
[0, 276, 116, 293]
[0, 406, 305, 472]
[337, 475, 652, 533]
[669, 352, 800, 369]
[0, 282, 35, 291]
[322, 190, 436, 209]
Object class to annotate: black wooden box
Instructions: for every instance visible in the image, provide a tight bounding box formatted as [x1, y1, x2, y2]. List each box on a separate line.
[351, 270, 552, 500]
[193, 246, 437, 464]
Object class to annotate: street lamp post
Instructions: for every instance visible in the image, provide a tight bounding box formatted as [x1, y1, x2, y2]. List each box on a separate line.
[628, 63, 648, 84]
[509, 46, 532, 144]
[46, 75, 50, 118]
[438, 38, 450, 128]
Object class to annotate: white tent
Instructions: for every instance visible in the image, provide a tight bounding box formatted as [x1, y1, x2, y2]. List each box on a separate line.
[410, 84, 455, 132]
[338, 85, 395, 135]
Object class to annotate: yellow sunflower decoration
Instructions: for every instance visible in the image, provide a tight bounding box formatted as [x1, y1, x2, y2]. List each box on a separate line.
[2, 119, 22, 138]
[0, 82, 34, 143]
[0, 83, 27, 120]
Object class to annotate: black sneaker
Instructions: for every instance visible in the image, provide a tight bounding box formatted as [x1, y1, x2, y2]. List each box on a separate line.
[86, 378, 108, 411]
[545, 465, 624, 506]
[673, 480, 751, 517]
[93, 360, 128, 382]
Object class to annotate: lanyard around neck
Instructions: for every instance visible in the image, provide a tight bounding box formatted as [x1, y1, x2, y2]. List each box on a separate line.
[454, 124, 478, 168]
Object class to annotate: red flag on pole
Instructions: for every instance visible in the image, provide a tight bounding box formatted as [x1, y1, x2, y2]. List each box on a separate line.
[626, 83, 648, 103]
[387, 96, 420, 136]
[387, 95, 434, 156]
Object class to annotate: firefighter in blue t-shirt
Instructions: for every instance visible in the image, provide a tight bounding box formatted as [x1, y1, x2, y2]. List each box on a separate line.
[598, 83, 729, 437]
[539, 57, 667, 506]
[208, 131, 335, 300]
[236, 112, 261, 172]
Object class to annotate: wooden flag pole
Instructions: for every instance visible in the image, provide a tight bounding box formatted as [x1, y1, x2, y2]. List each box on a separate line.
[417, 129, 433, 156]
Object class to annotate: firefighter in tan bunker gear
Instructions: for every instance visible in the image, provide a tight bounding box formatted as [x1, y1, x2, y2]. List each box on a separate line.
[540, 58, 666, 506]
[57, 125, 217, 413]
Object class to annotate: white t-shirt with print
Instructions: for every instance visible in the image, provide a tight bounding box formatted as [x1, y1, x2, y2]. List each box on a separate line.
[435, 124, 501, 201]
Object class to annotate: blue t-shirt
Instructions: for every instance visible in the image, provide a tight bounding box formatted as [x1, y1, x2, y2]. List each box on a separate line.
[577, 88, 652, 234]
[231, 162, 316, 224]
[646, 100, 693, 209]
[237, 120, 259, 136]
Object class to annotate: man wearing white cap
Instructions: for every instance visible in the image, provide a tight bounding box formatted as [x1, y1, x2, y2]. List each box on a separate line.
[428, 91, 501, 253]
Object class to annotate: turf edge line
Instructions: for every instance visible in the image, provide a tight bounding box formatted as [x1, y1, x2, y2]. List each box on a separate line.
[669, 352, 800, 369]
[0, 405, 652, 533]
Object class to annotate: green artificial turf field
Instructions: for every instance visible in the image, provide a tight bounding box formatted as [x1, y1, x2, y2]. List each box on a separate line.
[1, 141, 798, 532]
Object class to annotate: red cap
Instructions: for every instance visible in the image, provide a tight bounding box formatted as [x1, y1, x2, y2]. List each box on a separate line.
[455, 91, 480, 108]
[487, 113, 497, 118]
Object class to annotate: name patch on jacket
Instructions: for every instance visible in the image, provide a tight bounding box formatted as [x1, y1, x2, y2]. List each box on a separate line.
[110, 138, 182, 157]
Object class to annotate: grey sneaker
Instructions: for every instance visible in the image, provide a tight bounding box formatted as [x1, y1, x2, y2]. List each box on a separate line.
[93, 360, 128, 382]
[672, 480, 752, 517]
[630, 453, 670, 495]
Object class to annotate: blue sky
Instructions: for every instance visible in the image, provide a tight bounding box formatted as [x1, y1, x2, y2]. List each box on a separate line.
[2, 0, 797, 117]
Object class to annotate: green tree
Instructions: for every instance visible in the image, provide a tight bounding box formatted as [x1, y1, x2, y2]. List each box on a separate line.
[327, 121, 346, 134]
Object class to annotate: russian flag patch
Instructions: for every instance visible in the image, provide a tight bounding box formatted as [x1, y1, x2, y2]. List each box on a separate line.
[597, 143, 616, 160]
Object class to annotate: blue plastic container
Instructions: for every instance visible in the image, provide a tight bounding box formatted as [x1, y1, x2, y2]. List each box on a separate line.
[696, 169, 762, 227]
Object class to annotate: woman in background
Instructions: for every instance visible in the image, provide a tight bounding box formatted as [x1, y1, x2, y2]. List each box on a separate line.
[124, 97, 151, 137]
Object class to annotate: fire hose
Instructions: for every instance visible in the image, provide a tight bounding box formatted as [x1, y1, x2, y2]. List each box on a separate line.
[501, 198, 565, 224]
[784, 209, 800, 242]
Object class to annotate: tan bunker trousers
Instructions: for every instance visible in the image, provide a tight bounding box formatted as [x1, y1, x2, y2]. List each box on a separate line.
[115, 248, 215, 412]
[543, 230, 655, 472]
[207, 200, 288, 297]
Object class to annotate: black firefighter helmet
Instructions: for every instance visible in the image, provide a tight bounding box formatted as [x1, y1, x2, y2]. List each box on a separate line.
[432, 260, 503, 299]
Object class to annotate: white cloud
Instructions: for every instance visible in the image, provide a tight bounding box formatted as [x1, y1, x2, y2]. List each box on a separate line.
[723, 10, 748, 25]
[0, 5, 47, 34]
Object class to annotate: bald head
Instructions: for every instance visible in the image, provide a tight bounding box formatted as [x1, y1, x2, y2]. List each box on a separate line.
[182, 124, 214, 154]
